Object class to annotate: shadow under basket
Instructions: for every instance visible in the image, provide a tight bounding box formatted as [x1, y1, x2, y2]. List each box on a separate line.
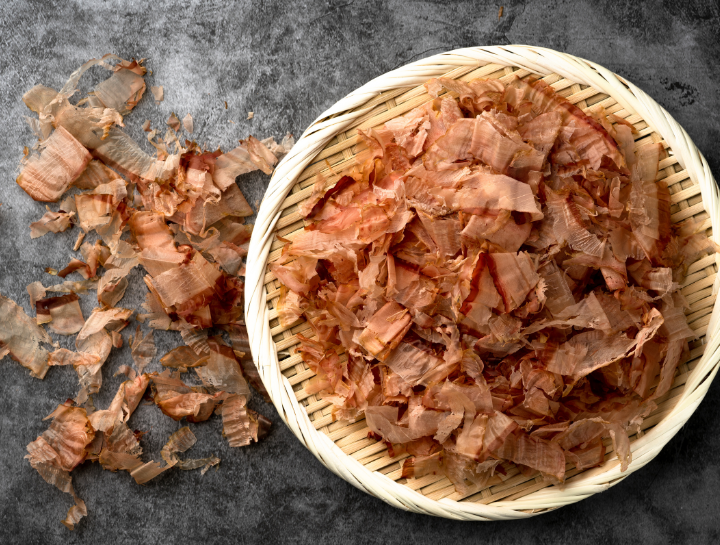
[245, 45, 720, 520]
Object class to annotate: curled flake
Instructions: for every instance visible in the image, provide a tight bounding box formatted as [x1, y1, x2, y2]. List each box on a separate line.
[94, 65, 146, 116]
[184, 184, 254, 235]
[161, 426, 196, 464]
[75, 178, 127, 233]
[17, 126, 92, 202]
[74, 329, 112, 404]
[129, 211, 178, 253]
[27, 402, 95, 473]
[221, 394, 271, 447]
[30, 208, 74, 238]
[61, 497, 87, 531]
[72, 160, 120, 190]
[27, 281, 47, 307]
[48, 348, 100, 367]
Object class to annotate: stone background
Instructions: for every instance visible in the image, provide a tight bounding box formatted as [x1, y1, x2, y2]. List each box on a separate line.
[1, 1, 719, 543]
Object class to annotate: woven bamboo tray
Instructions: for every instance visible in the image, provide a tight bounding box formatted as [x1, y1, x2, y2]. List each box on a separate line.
[245, 45, 720, 520]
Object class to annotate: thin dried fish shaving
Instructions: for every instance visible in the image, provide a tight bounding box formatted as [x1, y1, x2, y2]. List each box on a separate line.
[194, 337, 249, 396]
[36, 292, 85, 335]
[15, 52, 279, 529]
[74, 329, 112, 404]
[213, 136, 279, 191]
[0, 293, 52, 378]
[45, 278, 98, 294]
[273, 75, 718, 489]
[130, 325, 156, 373]
[150, 370, 227, 422]
[30, 207, 75, 238]
[221, 394, 271, 447]
[77, 307, 134, 342]
[159, 426, 220, 472]
[25, 401, 94, 530]
[16, 126, 92, 202]
[160, 345, 210, 369]
[151, 86, 163, 103]
[93, 59, 147, 116]
[182, 113, 193, 134]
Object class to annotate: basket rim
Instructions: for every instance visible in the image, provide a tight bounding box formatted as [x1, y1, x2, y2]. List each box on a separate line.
[245, 44, 720, 520]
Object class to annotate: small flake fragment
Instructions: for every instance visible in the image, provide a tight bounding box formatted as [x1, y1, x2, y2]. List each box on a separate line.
[36, 292, 85, 335]
[167, 112, 181, 132]
[272, 74, 718, 489]
[182, 113, 193, 134]
[151, 86, 164, 103]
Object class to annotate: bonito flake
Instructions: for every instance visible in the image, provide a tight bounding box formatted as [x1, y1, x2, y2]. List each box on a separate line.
[274, 75, 718, 494]
[9, 54, 282, 529]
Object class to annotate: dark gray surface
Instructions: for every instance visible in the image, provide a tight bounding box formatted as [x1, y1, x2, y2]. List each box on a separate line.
[1, 1, 719, 543]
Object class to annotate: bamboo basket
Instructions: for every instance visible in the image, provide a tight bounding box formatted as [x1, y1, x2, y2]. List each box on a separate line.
[245, 45, 720, 520]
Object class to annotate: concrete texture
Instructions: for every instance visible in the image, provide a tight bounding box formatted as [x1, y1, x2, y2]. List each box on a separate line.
[1, 0, 719, 543]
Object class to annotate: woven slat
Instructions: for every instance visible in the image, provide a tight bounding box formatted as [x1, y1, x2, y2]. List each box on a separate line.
[245, 45, 720, 520]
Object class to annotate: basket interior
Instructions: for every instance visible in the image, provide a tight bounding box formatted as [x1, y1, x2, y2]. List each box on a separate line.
[261, 62, 716, 510]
